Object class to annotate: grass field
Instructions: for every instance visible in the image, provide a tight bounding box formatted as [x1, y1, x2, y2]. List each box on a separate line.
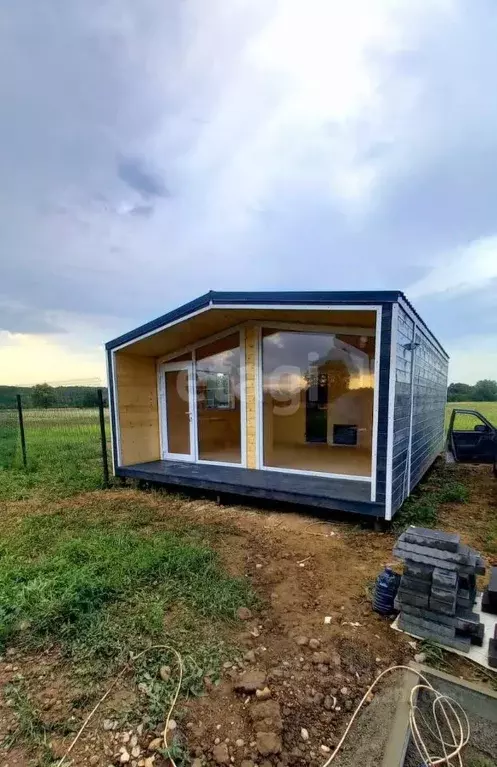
[0, 408, 110, 501]
[445, 401, 497, 429]
[1, 402, 496, 503]
[0, 403, 496, 766]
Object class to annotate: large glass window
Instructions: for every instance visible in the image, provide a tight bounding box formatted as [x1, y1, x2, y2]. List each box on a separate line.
[196, 333, 242, 463]
[262, 329, 375, 476]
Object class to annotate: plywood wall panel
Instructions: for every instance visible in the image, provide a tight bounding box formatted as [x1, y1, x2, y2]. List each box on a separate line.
[115, 353, 160, 465]
[244, 327, 258, 468]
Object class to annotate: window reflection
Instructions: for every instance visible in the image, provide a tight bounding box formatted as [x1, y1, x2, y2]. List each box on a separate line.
[196, 333, 241, 463]
[262, 329, 374, 476]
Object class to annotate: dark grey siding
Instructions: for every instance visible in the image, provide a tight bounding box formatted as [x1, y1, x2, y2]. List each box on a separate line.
[391, 306, 415, 512]
[390, 304, 448, 516]
[375, 304, 393, 505]
[409, 327, 448, 492]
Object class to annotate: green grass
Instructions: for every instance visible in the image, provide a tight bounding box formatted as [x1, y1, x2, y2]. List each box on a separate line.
[0, 509, 253, 661]
[393, 463, 469, 531]
[0, 408, 110, 501]
[2, 678, 58, 765]
[0, 500, 256, 759]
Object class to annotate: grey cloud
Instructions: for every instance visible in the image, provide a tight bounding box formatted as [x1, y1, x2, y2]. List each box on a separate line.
[0, 0, 496, 385]
[117, 156, 169, 199]
[0, 302, 65, 335]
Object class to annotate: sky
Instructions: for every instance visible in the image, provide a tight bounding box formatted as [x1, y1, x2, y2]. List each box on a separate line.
[0, 0, 496, 386]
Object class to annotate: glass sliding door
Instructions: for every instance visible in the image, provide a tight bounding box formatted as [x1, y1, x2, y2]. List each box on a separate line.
[262, 328, 375, 477]
[196, 333, 242, 464]
[161, 362, 195, 460]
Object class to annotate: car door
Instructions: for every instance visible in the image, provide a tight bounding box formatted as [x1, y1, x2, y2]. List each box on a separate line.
[447, 409, 497, 464]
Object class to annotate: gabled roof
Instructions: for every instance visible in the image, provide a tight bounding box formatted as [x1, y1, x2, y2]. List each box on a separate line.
[105, 289, 447, 358]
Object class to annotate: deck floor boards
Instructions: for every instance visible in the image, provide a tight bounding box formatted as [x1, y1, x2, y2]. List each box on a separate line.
[117, 460, 383, 516]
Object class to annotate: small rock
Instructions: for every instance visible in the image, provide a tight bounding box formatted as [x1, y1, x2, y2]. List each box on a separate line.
[214, 738, 221, 745]
[167, 719, 177, 731]
[148, 738, 163, 752]
[256, 731, 282, 756]
[324, 695, 336, 711]
[131, 747, 141, 758]
[300, 728, 309, 742]
[308, 639, 320, 650]
[235, 739, 245, 748]
[130, 735, 138, 747]
[192, 760, 203, 767]
[144, 758, 155, 767]
[122, 733, 131, 744]
[137, 724, 144, 736]
[414, 652, 427, 664]
[234, 670, 267, 693]
[366, 692, 374, 703]
[159, 666, 171, 682]
[103, 719, 114, 731]
[255, 687, 271, 700]
[237, 607, 253, 620]
[120, 750, 131, 764]
[89, 757, 100, 766]
[340, 687, 349, 696]
[212, 743, 230, 764]
[311, 652, 330, 665]
[244, 650, 256, 663]
[295, 636, 309, 647]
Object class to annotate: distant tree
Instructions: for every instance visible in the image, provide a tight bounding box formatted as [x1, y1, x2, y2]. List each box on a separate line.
[81, 389, 100, 408]
[447, 382, 475, 402]
[32, 383, 56, 409]
[472, 379, 497, 402]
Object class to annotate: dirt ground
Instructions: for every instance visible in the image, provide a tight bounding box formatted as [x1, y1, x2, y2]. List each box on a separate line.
[1, 463, 496, 767]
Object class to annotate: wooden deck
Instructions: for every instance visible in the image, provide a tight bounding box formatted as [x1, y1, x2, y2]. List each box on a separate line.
[116, 460, 385, 517]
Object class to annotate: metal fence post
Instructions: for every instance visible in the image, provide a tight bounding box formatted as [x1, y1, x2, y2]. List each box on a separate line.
[97, 388, 110, 488]
[16, 394, 27, 468]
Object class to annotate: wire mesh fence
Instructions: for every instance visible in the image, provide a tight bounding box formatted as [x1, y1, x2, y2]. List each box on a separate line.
[0, 388, 111, 501]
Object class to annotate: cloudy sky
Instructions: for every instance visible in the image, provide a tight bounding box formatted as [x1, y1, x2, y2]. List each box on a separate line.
[1, 0, 496, 385]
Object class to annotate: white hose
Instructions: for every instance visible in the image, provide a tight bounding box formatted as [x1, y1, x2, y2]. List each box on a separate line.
[321, 664, 470, 766]
[55, 658, 470, 767]
[55, 644, 183, 767]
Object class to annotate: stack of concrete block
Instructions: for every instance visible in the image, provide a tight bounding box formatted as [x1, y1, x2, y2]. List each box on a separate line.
[393, 526, 486, 653]
[482, 566, 497, 615]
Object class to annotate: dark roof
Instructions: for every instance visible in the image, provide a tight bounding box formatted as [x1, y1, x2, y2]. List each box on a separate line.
[105, 290, 447, 357]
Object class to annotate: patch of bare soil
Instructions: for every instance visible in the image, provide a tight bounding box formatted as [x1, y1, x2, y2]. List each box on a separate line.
[1, 465, 496, 767]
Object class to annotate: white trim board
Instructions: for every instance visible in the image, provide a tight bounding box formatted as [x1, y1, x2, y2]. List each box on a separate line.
[105, 351, 116, 474]
[261, 465, 372, 483]
[111, 302, 380, 352]
[110, 349, 123, 467]
[370, 306, 382, 502]
[257, 309, 379, 484]
[157, 331, 248, 469]
[385, 303, 399, 521]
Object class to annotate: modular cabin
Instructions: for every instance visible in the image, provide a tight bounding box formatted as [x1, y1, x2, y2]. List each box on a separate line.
[106, 291, 448, 521]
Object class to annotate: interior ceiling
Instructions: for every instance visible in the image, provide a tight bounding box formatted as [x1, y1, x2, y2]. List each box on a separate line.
[116, 308, 377, 358]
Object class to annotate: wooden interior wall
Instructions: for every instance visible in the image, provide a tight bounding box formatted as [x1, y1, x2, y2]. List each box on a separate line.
[244, 327, 258, 468]
[115, 352, 160, 465]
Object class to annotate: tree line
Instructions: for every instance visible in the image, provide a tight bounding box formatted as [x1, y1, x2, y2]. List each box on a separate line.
[447, 379, 497, 402]
[0, 384, 108, 409]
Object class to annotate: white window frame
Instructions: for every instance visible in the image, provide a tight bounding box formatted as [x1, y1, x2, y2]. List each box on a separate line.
[158, 361, 196, 462]
[156, 329, 247, 469]
[256, 310, 381, 488]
